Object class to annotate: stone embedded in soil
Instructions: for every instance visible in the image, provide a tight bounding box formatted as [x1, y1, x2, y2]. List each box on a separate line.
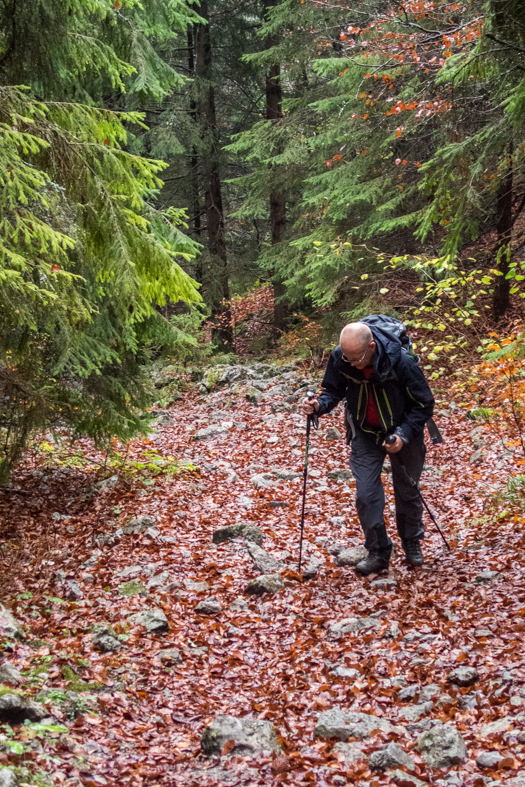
[193, 425, 229, 441]
[0, 768, 19, 787]
[315, 709, 403, 741]
[195, 597, 222, 615]
[247, 542, 284, 574]
[245, 574, 284, 595]
[390, 770, 428, 787]
[328, 617, 381, 638]
[127, 609, 170, 634]
[369, 742, 416, 772]
[416, 723, 467, 768]
[476, 750, 504, 769]
[230, 598, 249, 612]
[325, 426, 342, 440]
[0, 664, 23, 685]
[332, 665, 360, 679]
[63, 580, 83, 601]
[330, 516, 346, 528]
[0, 694, 47, 725]
[212, 523, 263, 546]
[158, 648, 182, 664]
[122, 515, 157, 535]
[251, 472, 274, 489]
[0, 605, 24, 640]
[302, 561, 320, 580]
[201, 715, 281, 757]
[93, 634, 122, 653]
[327, 468, 353, 482]
[370, 577, 397, 591]
[332, 741, 367, 766]
[146, 571, 171, 590]
[398, 684, 419, 702]
[118, 580, 147, 597]
[447, 666, 479, 687]
[419, 684, 440, 703]
[398, 702, 433, 722]
[480, 715, 514, 737]
[335, 546, 368, 567]
[184, 580, 210, 592]
[475, 570, 501, 583]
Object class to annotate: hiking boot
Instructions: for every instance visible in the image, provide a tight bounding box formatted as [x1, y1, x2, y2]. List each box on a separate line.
[355, 550, 390, 576]
[403, 539, 424, 566]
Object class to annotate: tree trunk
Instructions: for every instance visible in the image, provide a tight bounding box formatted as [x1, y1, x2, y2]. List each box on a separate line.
[493, 164, 513, 321]
[187, 23, 202, 281]
[265, 0, 287, 332]
[195, 0, 232, 347]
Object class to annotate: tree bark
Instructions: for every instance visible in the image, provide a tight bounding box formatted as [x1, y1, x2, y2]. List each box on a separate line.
[265, 0, 287, 332]
[187, 23, 202, 281]
[493, 163, 513, 321]
[195, 0, 232, 347]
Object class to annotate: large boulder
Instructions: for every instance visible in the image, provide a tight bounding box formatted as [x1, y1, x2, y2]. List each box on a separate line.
[0, 693, 47, 724]
[201, 715, 281, 757]
[315, 709, 403, 741]
[416, 723, 467, 768]
[213, 523, 263, 546]
[0, 605, 24, 640]
[127, 609, 169, 634]
[247, 543, 283, 574]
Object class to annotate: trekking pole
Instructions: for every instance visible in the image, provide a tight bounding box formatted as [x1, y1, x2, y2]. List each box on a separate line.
[385, 435, 451, 552]
[298, 392, 319, 572]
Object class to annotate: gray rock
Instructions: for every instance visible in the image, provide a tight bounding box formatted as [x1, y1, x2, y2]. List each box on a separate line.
[335, 546, 368, 567]
[247, 542, 283, 574]
[146, 571, 171, 590]
[447, 666, 479, 687]
[122, 515, 157, 535]
[0, 693, 47, 724]
[0, 664, 23, 685]
[251, 472, 274, 489]
[273, 468, 302, 481]
[95, 474, 119, 490]
[398, 684, 419, 702]
[0, 605, 24, 640]
[245, 388, 261, 404]
[0, 768, 19, 787]
[63, 580, 83, 601]
[369, 742, 415, 772]
[328, 617, 381, 638]
[480, 716, 514, 737]
[327, 542, 345, 556]
[325, 427, 342, 441]
[398, 702, 433, 722]
[419, 684, 441, 703]
[476, 750, 503, 769]
[193, 425, 229, 441]
[184, 580, 210, 592]
[127, 609, 169, 634]
[245, 574, 283, 595]
[95, 528, 123, 547]
[436, 694, 454, 709]
[332, 666, 360, 679]
[195, 597, 222, 615]
[93, 634, 122, 653]
[229, 598, 249, 612]
[201, 715, 280, 757]
[327, 468, 353, 482]
[118, 580, 147, 597]
[417, 723, 467, 768]
[213, 523, 263, 546]
[390, 770, 428, 787]
[332, 741, 367, 766]
[470, 448, 486, 465]
[159, 648, 182, 664]
[475, 629, 494, 638]
[303, 561, 321, 580]
[475, 571, 501, 584]
[315, 709, 403, 741]
[371, 577, 397, 591]
[330, 516, 346, 528]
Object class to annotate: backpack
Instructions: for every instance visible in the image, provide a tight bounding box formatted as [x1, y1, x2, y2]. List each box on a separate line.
[360, 314, 416, 358]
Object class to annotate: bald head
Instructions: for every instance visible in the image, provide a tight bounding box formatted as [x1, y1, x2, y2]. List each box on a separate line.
[340, 322, 375, 368]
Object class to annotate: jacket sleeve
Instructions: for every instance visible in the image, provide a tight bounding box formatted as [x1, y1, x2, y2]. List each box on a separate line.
[394, 355, 435, 443]
[316, 350, 348, 416]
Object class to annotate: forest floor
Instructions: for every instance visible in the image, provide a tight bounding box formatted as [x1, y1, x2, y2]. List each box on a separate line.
[0, 361, 525, 787]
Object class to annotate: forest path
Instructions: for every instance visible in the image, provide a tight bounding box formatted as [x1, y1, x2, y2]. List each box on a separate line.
[0, 365, 524, 787]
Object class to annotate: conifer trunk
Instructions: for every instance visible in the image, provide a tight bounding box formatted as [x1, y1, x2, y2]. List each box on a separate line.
[187, 23, 202, 281]
[195, 0, 232, 347]
[493, 164, 513, 321]
[265, 0, 287, 333]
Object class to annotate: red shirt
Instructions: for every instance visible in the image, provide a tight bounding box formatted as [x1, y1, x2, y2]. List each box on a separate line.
[362, 366, 381, 428]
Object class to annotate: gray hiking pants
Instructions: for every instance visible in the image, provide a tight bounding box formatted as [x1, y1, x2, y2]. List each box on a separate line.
[349, 429, 426, 554]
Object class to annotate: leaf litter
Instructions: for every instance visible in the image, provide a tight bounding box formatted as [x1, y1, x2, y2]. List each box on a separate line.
[0, 376, 524, 786]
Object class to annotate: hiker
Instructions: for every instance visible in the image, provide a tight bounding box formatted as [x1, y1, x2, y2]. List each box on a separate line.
[302, 320, 435, 575]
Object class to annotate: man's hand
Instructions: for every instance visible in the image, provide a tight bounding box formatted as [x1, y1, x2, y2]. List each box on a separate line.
[302, 397, 319, 416]
[383, 435, 403, 453]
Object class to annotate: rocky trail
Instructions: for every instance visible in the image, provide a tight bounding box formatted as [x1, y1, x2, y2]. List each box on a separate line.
[0, 362, 524, 787]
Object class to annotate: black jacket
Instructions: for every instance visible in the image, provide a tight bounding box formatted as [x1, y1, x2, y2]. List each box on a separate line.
[317, 326, 435, 444]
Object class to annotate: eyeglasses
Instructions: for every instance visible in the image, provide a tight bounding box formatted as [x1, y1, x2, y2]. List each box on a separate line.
[342, 343, 371, 364]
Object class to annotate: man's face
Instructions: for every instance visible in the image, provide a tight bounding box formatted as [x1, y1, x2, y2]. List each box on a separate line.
[341, 340, 376, 369]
